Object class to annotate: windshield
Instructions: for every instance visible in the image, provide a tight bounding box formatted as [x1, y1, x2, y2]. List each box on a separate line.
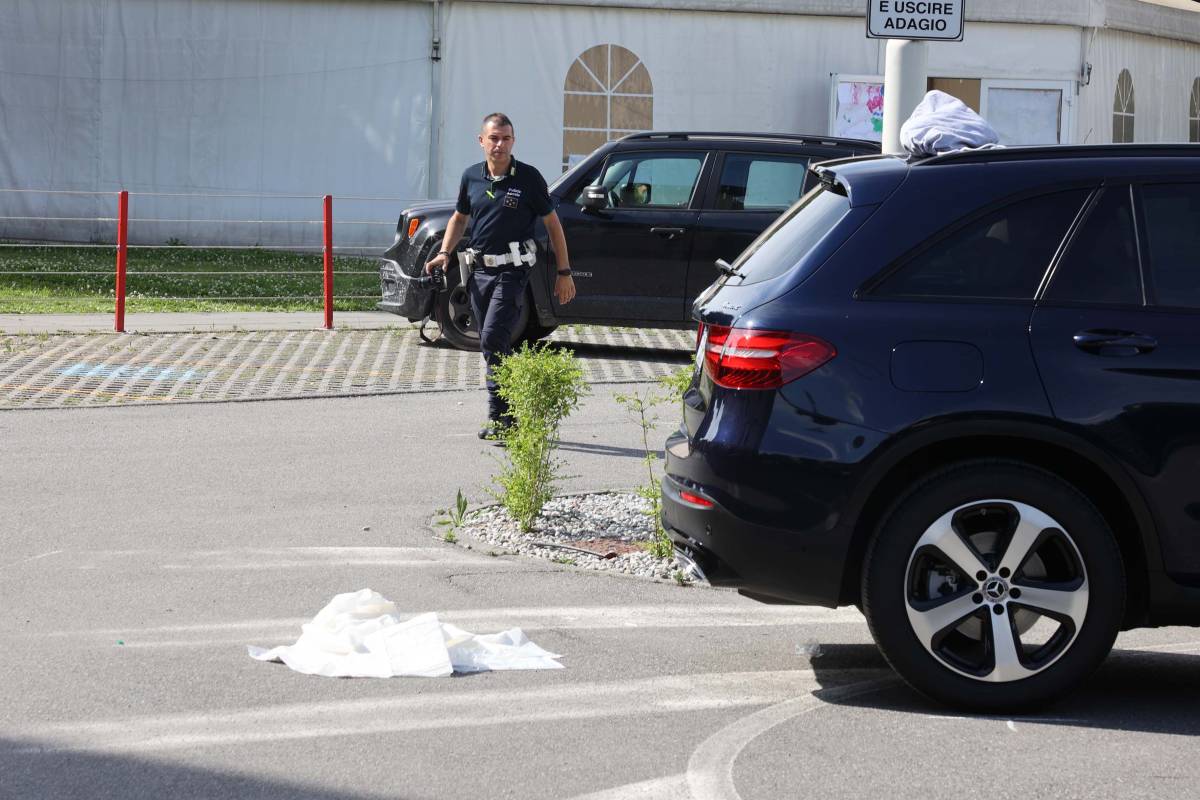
[731, 187, 852, 285]
[549, 155, 599, 194]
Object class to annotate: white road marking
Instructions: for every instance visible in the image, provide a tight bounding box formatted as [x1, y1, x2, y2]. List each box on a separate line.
[1007, 720, 1018, 732]
[157, 558, 506, 570]
[29, 604, 864, 648]
[30, 606, 864, 642]
[56, 546, 520, 571]
[8, 670, 826, 755]
[1128, 640, 1200, 654]
[564, 774, 690, 800]
[685, 676, 897, 800]
[920, 713, 1090, 725]
[0, 550, 63, 570]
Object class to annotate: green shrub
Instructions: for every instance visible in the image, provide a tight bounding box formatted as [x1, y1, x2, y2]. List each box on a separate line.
[614, 361, 695, 559]
[492, 344, 589, 531]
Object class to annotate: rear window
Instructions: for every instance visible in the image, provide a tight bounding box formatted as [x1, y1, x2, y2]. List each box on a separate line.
[1141, 182, 1200, 309]
[730, 188, 852, 285]
[871, 189, 1090, 300]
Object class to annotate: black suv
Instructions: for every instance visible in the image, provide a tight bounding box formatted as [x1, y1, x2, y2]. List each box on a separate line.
[377, 132, 877, 349]
[662, 145, 1200, 710]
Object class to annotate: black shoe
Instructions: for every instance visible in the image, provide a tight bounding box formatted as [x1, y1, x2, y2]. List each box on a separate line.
[478, 420, 509, 441]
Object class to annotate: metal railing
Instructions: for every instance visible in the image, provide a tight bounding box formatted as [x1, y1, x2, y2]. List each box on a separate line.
[0, 188, 405, 331]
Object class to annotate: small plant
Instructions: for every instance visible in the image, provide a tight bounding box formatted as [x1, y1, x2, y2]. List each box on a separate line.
[492, 344, 589, 531]
[614, 387, 673, 558]
[615, 361, 695, 560]
[165, 237, 185, 247]
[551, 556, 576, 565]
[435, 489, 469, 534]
[442, 530, 457, 544]
[660, 361, 694, 413]
[673, 569, 688, 586]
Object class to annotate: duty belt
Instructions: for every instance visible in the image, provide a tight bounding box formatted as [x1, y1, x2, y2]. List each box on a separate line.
[458, 239, 536, 270]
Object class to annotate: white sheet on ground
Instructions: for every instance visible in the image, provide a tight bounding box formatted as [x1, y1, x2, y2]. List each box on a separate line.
[247, 589, 564, 677]
[900, 90, 1001, 157]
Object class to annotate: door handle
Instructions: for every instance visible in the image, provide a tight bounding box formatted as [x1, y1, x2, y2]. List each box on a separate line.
[651, 227, 686, 240]
[1072, 329, 1157, 355]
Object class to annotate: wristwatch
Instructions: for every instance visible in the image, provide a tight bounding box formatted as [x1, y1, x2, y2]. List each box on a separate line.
[556, 268, 572, 277]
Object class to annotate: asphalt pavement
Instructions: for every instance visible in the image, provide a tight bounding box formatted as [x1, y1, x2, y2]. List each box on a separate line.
[1, 313, 1198, 799]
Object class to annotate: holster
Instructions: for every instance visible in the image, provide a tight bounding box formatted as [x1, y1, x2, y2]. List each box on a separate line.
[458, 250, 476, 287]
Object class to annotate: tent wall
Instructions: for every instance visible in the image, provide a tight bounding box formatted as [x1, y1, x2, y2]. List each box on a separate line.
[2, 0, 1200, 248]
[439, 6, 1085, 194]
[0, 0, 432, 246]
[439, 4, 880, 196]
[1078, 27, 1200, 142]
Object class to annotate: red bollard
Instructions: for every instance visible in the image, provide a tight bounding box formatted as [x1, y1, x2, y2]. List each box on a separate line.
[115, 190, 129, 332]
[323, 195, 333, 330]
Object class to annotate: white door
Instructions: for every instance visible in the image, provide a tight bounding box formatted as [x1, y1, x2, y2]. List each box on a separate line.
[980, 80, 1075, 145]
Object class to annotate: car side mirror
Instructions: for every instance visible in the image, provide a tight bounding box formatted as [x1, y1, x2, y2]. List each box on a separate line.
[579, 184, 609, 212]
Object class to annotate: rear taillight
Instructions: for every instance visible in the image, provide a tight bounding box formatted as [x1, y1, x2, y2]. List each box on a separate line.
[701, 323, 835, 390]
[679, 490, 714, 508]
[406, 217, 421, 239]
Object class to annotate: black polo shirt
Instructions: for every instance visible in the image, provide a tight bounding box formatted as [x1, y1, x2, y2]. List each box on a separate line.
[456, 158, 554, 255]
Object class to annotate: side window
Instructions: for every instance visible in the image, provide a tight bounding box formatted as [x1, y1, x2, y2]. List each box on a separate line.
[715, 154, 810, 210]
[587, 153, 704, 209]
[1140, 183, 1200, 309]
[871, 189, 1090, 300]
[1045, 186, 1142, 306]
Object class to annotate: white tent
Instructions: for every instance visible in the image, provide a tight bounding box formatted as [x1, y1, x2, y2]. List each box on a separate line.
[2, 0, 1198, 246]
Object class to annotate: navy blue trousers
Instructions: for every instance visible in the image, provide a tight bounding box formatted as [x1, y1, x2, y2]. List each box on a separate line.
[467, 266, 529, 421]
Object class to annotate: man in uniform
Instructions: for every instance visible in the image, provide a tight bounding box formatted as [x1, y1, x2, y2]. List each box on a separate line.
[424, 113, 576, 439]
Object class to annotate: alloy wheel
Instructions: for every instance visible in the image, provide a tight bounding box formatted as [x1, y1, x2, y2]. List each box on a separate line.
[903, 499, 1089, 683]
[446, 286, 478, 342]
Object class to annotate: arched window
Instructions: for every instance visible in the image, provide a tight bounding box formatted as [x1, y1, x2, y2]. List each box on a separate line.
[1190, 77, 1199, 143]
[1112, 69, 1135, 143]
[562, 44, 653, 171]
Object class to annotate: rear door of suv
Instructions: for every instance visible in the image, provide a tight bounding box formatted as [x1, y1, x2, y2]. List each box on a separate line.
[554, 149, 709, 321]
[1029, 178, 1200, 580]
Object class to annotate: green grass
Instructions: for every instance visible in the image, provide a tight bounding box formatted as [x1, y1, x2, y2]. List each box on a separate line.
[0, 245, 380, 313]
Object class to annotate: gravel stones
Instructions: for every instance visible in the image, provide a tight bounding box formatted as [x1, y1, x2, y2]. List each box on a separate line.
[450, 492, 689, 582]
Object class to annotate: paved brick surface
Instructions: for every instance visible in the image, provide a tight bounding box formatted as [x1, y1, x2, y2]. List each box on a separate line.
[0, 326, 693, 409]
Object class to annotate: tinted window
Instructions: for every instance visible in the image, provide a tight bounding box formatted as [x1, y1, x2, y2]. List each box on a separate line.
[715, 154, 809, 210]
[1141, 183, 1200, 309]
[732, 187, 851, 285]
[588, 153, 704, 209]
[1046, 186, 1142, 306]
[873, 189, 1089, 300]
[558, 162, 602, 202]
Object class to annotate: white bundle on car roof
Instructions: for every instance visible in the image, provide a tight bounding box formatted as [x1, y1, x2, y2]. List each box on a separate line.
[900, 90, 1001, 157]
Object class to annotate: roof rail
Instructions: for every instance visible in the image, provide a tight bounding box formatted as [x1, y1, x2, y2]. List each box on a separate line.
[916, 143, 1200, 165]
[617, 131, 879, 148]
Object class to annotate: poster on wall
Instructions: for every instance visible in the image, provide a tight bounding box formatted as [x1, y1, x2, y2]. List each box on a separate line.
[829, 75, 884, 141]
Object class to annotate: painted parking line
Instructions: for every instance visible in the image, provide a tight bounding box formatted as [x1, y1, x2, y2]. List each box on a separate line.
[27, 602, 865, 649]
[6, 669, 831, 755]
[52, 545, 525, 573]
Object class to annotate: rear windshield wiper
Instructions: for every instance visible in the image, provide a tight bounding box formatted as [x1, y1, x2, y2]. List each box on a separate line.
[715, 258, 741, 277]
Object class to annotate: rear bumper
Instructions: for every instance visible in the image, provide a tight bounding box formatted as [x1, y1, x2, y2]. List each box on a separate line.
[661, 437, 856, 607]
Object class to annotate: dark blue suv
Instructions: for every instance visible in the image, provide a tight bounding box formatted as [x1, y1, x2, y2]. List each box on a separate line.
[662, 145, 1200, 710]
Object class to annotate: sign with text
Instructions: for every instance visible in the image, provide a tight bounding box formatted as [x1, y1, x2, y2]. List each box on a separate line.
[866, 0, 965, 41]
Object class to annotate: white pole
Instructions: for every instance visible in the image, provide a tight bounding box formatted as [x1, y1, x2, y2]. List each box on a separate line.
[881, 39, 929, 155]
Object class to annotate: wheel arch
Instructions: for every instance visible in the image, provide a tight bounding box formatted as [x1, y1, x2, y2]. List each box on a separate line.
[837, 419, 1158, 629]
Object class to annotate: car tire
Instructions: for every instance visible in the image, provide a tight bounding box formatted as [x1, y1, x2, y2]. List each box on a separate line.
[431, 268, 529, 353]
[861, 459, 1124, 712]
